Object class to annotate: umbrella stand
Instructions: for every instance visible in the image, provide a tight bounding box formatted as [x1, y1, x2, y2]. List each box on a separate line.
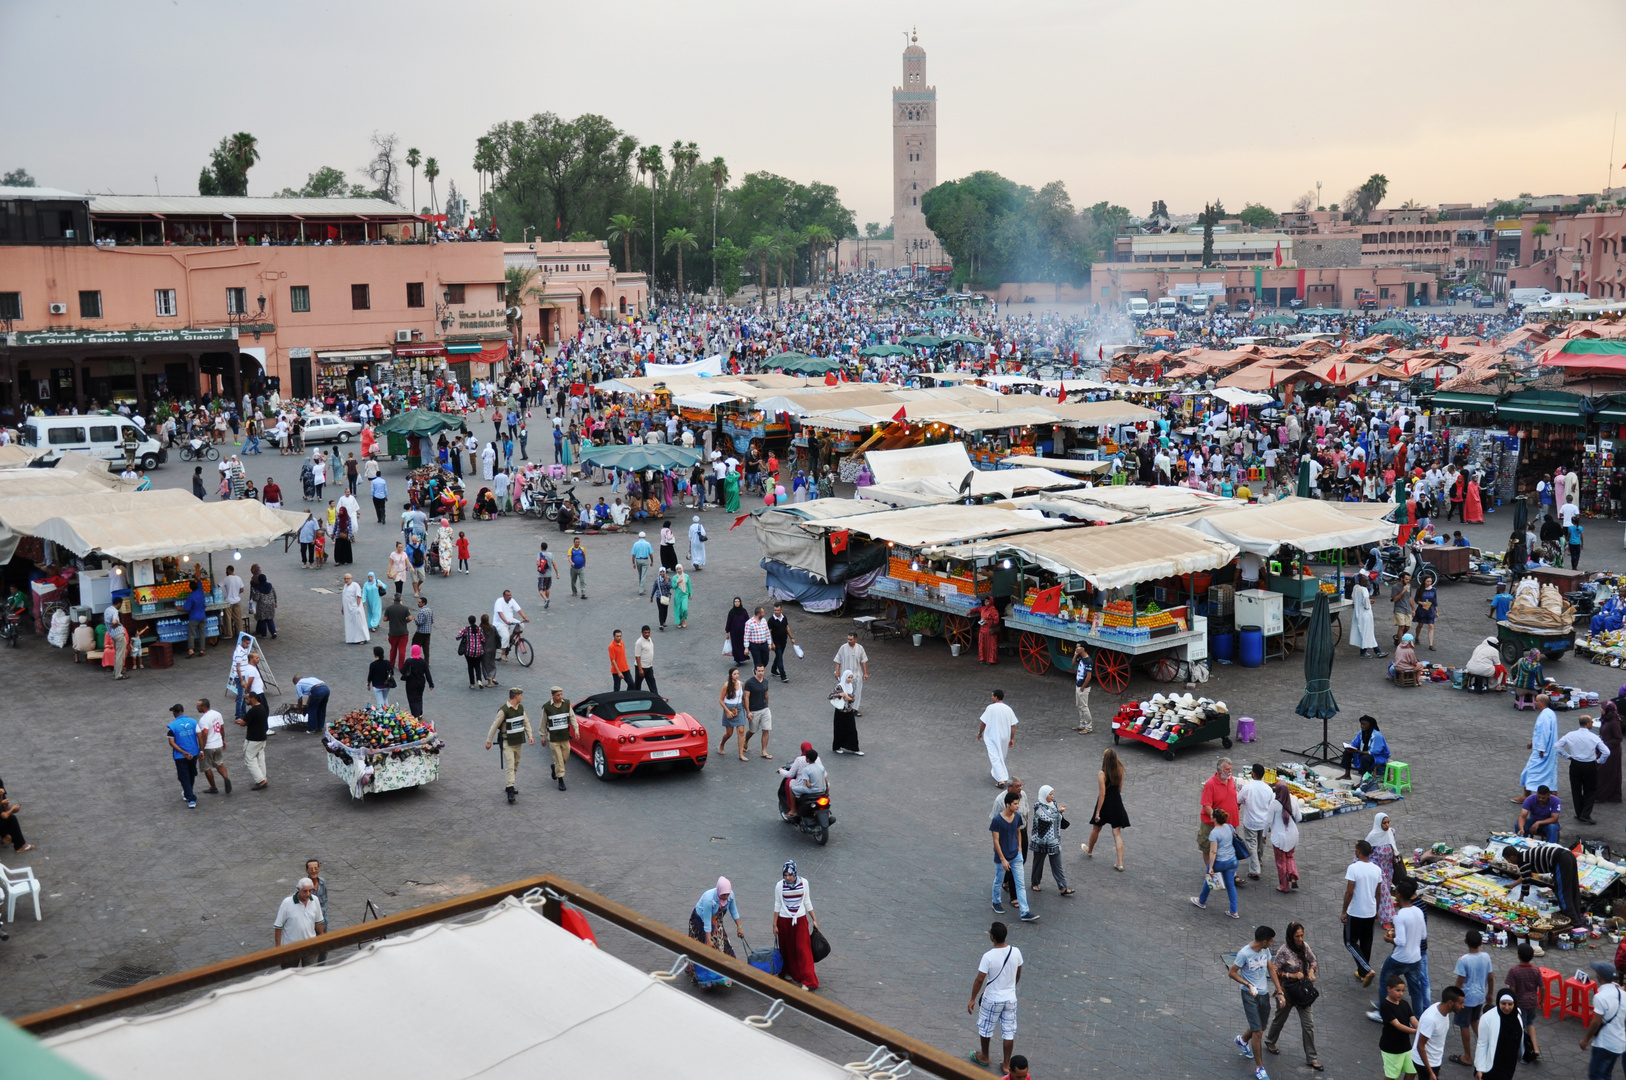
[1280, 677, 1340, 765]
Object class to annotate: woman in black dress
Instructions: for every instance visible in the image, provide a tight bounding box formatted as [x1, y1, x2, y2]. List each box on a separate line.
[659, 520, 679, 572]
[831, 670, 862, 755]
[332, 506, 355, 565]
[1083, 747, 1131, 871]
[724, 596, 749, 664]
[400, 643, 434, 718]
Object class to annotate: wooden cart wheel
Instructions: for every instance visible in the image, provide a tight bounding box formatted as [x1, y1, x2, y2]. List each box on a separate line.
[1094, 648, 1131, 694]
[1329, 614, 1343, 646]
[944, 614, 973, 650]
[1018, 632, 1052, 676]
[885, 599, 907, 625]
[1149, 656, 1181, 683]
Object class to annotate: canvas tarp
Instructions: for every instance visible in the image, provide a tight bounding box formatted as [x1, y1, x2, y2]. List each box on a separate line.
[802, 504, 1067, 548]
[1014, 399, 1161, 427]
[0, 490, 308, 563]
[1185, 496, 1397, 556]
[1044, 484, 1233, 519]
[755, 510, 838, 580]
[0, 469, 141, 497]
[865, 443, 977, 485]
[644, 354, 723, 378]
[1000, 454, 1113, 475]
[47, 899, 854, 1080]
[933, 520, 1240, 591]
[862, 468, 1082, 508]
[0, 446, 47, 467]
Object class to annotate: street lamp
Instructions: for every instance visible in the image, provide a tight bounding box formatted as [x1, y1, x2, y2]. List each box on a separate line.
[226, 293, 267, 341]
[1494, 359, 1514, 396]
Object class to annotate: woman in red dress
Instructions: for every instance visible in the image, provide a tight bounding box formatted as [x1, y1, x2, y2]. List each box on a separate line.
[1464, 471, 1485, 523]
[773, 860, 820, 989]
[977, 596, 1001, 664]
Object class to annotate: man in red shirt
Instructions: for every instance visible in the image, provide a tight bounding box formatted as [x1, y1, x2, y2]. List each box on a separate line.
[262, 478, 283, 509]
[1199, 757, 1240, 871]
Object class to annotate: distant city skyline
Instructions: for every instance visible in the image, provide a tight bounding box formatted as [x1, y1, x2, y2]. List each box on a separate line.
[3, 0, 1623, 229]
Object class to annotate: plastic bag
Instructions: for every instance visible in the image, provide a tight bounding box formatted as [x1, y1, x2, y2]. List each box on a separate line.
[793, 644, 804, 659]
[722, 638, 733, 656]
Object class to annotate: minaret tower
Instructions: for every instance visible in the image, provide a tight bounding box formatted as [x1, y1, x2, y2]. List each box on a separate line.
[892, 28, 937, 267]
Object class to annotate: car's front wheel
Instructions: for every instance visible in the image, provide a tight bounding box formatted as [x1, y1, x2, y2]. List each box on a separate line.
[337, 431, 350, 443]
[141, 454, 158, 470]
[593, 743, 611, 781]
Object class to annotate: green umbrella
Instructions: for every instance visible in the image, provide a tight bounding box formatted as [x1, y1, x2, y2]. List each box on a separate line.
[1369, 317, 1420, 335]
[900, 334, 944, 348]
[859, 344, 911, 357]
[770, 354, 844, 375]
[578, 443, 702, 472]
[376, 408, 466, 437]
[1292, 590, 1341, 763]
[940, 333, 986, 345]
[1252, 312, 1298, 327]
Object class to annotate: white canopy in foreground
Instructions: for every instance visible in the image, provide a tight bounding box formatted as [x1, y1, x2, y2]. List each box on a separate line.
[865, 442, 977, 485]
[0, 490, 308, 563]
[862, 469, 1083, 509]
[0, 470, 140, 498]
[47, 899, 854, 1080]
[0, 446, 47, 467]
[669, 390, 743, 408]
[804, 504, 1069, 548]
[1000, 455, 1112, 475]
[930, 520, 1240, 591]
[1186, 496, 1397, 556]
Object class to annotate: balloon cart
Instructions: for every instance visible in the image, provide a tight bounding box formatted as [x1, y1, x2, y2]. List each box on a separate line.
[321, 704, 444, 798]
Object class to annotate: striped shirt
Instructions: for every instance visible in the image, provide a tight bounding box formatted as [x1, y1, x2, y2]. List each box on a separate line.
[773, 877, 812, 923]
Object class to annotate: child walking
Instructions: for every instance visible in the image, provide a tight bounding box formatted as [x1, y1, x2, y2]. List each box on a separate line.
[456, 531, 471, 574]
[313, 528, 328, 569]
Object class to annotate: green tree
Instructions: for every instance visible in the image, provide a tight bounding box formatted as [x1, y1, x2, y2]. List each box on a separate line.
[708, 156, 729, 292]
[921, 170, 1024, 284]
[406, 148, 421, 214]
[483, 113, 639, 241]
[713, 237, 745, 297]
[636, 144, 665, 286]
[504, 266, 540, 341]
[1344, 173, 1389, 222]
[197, 133, 257, 196]
[747, 234, 775, 304]
[3, 168, 36, 187]
[663, 227, 700, 295]
[1238, 202, 1278, 229]
[275, 166, 370, 198]
[423, 157, 440, 214]
[803, 223, 834, 284]
[1197, 200, 1226, 267]
[607, 213, 644, 273]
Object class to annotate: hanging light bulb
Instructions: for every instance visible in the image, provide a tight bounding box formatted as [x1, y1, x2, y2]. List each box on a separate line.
[1001, 559, 1012, 569]
[233, 550, 243, 561]
[181, 555, 190, 563]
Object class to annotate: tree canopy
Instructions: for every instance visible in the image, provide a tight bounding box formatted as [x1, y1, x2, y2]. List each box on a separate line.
[922, 172, 1118, 287]
[197, 133, 259, 196]
[2, 168, 35, 187]
[276, 166, 371, 199]
[1238, 202, 1278, 229]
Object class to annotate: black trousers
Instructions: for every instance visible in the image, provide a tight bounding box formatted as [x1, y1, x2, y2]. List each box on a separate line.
[633, 666, 658, 695]
[464, 654, 483, 687]
[374, 497, 388, 524]
[1343, 914, 1375, 974]
[0, 813, 25, 850]
[770, 643, 787, 678]
[1340, 748, 1378, 775]
[412, 632, 431, 663]
[612, 671, 630, 692]
[1571, 759, 1600, 820]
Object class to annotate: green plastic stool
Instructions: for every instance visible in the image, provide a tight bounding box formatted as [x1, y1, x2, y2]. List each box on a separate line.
[1382, 761, 1412, 795]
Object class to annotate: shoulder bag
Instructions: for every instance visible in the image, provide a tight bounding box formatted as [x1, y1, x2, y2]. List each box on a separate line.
[1284, 971, 1320, 1008]
[1232, 832, 1251, 863]
[809, 925, 831, 963]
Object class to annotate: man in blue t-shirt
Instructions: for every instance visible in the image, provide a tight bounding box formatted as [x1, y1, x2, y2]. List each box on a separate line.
[990, 791, 1037, 922]
[166, 703, 201, 807]
[183, 580, 209, 658]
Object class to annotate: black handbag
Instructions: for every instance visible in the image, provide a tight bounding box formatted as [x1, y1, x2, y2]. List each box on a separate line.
[1284, 976, 1319, 1008]
[809, 925, 831, 963]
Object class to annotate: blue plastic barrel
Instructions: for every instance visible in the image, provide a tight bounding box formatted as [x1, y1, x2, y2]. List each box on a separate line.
[1212, 632, 1237, 663]
[1239, 627, 1264, 668]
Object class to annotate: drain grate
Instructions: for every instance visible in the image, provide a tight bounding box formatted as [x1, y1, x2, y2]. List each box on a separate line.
[90, 964, 161, 990]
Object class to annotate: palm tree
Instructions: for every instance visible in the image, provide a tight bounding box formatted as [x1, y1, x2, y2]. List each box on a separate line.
[747, 234, 775, 305]
[803, 224, 834, 285]
[406, 147, 421, 213]
[772, 232, 796, 309]
[708, 156, 729, 293]
[636, 145, 665, 288]
[607, 213, 644, 273]
[227, 132, 260, 193]
[663, 228, 699, 297]
[423, 157, 440, 215]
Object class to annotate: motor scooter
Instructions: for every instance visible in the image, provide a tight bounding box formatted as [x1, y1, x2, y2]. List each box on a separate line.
[778, 781, 834, 846]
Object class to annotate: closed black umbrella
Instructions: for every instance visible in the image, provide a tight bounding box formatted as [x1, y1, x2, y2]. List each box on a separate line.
[1289, 590, 1340, 763]
[1512, 495, 1528, 538]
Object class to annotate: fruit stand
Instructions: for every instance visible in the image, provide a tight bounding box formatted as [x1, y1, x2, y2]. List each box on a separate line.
[322, 704, 445, 798]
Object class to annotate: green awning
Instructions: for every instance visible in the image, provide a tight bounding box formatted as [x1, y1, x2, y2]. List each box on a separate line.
[1497, 391, 1586, 426]
[1561, 339, 1626, 356]
[0, 1021, 104, 1080]
[1427, 392, 1497, 411]
[445, 343, 482, 355]
[1597, 404, 1626, 422]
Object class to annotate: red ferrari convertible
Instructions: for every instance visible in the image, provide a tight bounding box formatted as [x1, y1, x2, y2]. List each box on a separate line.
[569, 691, 709, 780]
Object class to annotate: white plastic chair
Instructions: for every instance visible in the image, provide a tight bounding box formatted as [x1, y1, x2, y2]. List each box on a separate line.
[0, 862, 42, 922]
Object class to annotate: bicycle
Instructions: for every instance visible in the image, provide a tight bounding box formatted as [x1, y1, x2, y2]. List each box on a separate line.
[508, 625, 534, 667]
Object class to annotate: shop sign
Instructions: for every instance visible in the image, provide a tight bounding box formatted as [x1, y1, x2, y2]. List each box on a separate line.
[451, 307, 508, 333]
[8, 327, 236, 347]
[289, 347, 312, 359]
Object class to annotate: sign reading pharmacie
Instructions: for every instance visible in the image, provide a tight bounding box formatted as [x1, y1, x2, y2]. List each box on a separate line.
[6, 327, 237, 347]
[451, 308, 508, 333]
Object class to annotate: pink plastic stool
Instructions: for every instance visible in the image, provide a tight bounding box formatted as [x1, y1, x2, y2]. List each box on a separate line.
[1235, 717, 1256, 743]
[546, 464, 566, 479]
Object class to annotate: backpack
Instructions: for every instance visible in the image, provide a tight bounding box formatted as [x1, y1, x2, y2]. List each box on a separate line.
[409, 545, 424, 569]
[537, 553, 552, 576]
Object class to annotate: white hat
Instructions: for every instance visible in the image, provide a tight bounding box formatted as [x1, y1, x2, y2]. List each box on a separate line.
[639, 531, 647, 537]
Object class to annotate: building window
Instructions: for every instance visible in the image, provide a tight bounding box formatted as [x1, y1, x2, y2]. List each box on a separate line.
[351, 284, 370, 311]
[155, 289, 177, 317]
[446, 284, 466, 304]
[226, 287, 247, 314]
[290, 285, 310, 313]
[79, 291, 102, 318]
[0, 292, 19, 320]
[406, 282, 424, 308]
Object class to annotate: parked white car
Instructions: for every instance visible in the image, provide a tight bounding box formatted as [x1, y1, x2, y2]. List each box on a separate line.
[268, 413, 363, 447]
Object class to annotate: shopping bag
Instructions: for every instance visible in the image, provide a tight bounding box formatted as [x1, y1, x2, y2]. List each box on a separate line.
[793, 644, 805, 659]
[722, 638, 733, 656]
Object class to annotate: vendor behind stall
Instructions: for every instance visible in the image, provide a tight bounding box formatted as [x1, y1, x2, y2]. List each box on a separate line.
[1502, 840, 1586, 927]
[1338, 715, 1391, 780]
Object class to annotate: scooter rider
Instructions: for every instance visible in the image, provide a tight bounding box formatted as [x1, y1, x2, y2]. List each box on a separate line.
[778, 743, 827, 820]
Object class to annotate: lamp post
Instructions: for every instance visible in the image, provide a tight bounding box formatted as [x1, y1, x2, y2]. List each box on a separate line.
[1494, 359, 1513, 397]
[223, 293, 266, 401]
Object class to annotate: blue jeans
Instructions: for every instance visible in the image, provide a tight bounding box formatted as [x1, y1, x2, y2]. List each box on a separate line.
[1378, 955, 1430, 1019]
[305, 684, 330, 734]
[992, 854, 1030, 917]
[371, 687, 389, 706]
[1591, 1046, 1625, 1079]
[1521, 819, 1560, 842]
[1199, 863, 1238, 914]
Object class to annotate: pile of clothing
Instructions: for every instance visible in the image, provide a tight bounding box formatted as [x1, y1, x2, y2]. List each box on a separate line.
[1505, 576, 1573, 634]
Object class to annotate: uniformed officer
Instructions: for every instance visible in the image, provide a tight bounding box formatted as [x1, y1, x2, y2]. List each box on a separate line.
[484, 687, 534, 804]
[122, 424, 141, 469]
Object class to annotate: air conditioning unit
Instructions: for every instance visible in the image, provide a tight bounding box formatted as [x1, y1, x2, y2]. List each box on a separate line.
[395, 329, 413, 343]
[49, 302, 67, 315]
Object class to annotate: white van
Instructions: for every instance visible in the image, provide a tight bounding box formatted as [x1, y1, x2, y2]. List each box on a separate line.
[1126, 296, 1150, 317]
[20, 415, 168, 470]
[1156, 296, 1180, 317]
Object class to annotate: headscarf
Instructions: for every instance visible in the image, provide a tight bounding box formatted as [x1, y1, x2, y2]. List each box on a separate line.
[1527, 648, 1541, 664]
[715, 876, 731, 897]
[365, 571, 378, 587]
[410, 644, 423, 659]
[781, 860, 798, 881]
[1036, 784, 1055, 806]
[1491, 989, 1523, 1064]
[1365, 811, 1397, 851]
[1274, 780, 1294, 825]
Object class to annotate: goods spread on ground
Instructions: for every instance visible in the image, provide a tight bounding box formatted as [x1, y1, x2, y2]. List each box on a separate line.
[322, 704, 444, 798]
[1269, 761, 1400, 820]
[1410, 837, 1626, 941]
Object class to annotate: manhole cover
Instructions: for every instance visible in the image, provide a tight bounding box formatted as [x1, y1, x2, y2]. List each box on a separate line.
[90, 964, 160, 990]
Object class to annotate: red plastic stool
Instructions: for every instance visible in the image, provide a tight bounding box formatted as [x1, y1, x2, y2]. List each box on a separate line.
[1538, 967, 1564, 1018]
[1562, 975, 1597, 1024]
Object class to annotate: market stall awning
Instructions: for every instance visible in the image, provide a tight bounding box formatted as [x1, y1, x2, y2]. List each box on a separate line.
[0, 490, 308, 563]
[862, 468, 1082, 508]
[1023, 399, 1160, 427]
[316, 348, 392, 362]
[1185, 497, 1397, 556]
[802, 504, 1068, 548]
[1428, 391, 1497, 412]
[376, 409, 466, 437]
[1000, 454, 1113, 475]
[0, 469, 140, 498]
[934, 520, 1240, 591]
[1495, 390, 1586, 426]
[576, 443, 702, 471]
[865, 443, 978, 485]
[646, 355, 723, 378]
[1210, 386, 1273, 407]
[46, 899, 855, 1080]
[0, 446, 46, 467]
[669, 391, 742, 409]
[1042, 484, 1234, 519]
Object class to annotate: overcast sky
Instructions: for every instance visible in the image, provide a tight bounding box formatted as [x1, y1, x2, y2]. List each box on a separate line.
[5, 0, 1623, 226]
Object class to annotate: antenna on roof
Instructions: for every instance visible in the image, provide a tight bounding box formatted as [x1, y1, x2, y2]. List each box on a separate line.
[154, 175, 160, 195]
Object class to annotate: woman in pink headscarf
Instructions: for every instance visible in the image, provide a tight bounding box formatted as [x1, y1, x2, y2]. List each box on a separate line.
[400, 643, 433, 718]
[689, 877, 743, 978]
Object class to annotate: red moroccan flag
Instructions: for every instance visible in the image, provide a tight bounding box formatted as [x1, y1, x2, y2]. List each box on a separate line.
[829, 529, 850, 553]
[1274, 241, 1283, 267]
[892, 406, 907, 421]
[1098, 345, 1104, 360]
[1057, 385, 1067, 403]
[730, 513, 752, 531]
[1268, 368, 1276, 390]
[1031, 585, 1063, 616]
[824, 371, 838, 386]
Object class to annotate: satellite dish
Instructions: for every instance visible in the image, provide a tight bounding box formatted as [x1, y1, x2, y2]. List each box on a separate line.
[958, 471, 975, 495]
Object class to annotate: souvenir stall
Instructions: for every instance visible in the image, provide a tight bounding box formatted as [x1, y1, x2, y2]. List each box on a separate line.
[1581, 436, 1620, 518]
[322, 704, 445, 798]
[1269, 760, 1401, 820]
[1446, 428, 1519, 507]
[314, 348, 392, 399]
[1411, 836, 1626, 940]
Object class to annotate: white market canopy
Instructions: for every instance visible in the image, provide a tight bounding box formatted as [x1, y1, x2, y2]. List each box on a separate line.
[1185, 496, 1398, 556]
[1009, 398, 1161, 427]
[669, 391, 743, 409]
[1000, 455, 1113, 475]
[865, 442, 978, 485]
[862, 468, 1082, 508]
[47, 899, 855, 1080]
[803, 503, 1069, 548]
[644, 354, 724, 378]
[933, 520, 1241, 591]
[0, 490, 308, 563]
[1210, 386, 1274, 407]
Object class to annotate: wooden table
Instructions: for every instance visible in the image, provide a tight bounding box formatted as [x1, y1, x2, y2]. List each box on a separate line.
[1527, 566, 1586, 594]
